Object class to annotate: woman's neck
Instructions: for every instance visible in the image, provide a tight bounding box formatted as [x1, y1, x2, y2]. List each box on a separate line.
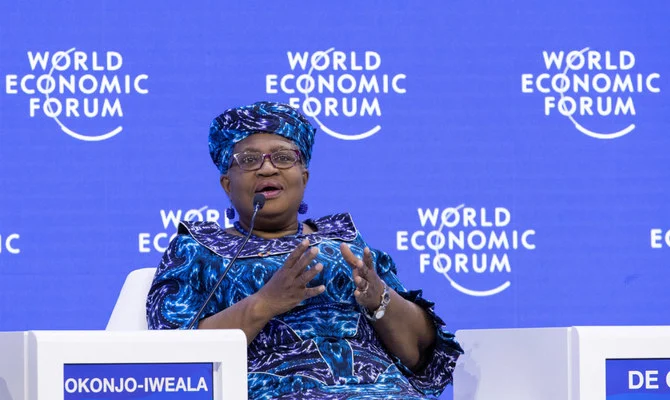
[234, 219, 302, 239]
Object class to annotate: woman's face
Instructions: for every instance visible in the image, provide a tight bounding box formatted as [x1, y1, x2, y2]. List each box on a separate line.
[221, 133, 309, 227]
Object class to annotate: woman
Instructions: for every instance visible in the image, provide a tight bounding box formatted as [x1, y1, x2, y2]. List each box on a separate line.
[147, 101, 462, 399]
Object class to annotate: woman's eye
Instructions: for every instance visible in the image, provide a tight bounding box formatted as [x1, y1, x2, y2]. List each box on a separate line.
[241, 155, 258, 164]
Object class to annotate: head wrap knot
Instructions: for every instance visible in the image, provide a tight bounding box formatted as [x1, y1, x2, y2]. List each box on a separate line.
[209, 101, 316, 174]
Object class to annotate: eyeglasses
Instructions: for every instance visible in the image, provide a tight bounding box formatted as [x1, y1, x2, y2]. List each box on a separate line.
[231, 149, 302, 171]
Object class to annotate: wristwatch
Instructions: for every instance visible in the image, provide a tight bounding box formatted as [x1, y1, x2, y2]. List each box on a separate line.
[362, 282, 391, 322]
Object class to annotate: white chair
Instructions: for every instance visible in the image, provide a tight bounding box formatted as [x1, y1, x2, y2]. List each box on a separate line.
[106, 267, 157, 330]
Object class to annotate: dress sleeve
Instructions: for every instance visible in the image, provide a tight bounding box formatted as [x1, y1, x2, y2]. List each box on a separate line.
[146, 234, 220, 330]
[370, 248, 464, 397]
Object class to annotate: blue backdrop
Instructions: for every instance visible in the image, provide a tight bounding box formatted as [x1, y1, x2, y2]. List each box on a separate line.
[1, 1, 669, 398]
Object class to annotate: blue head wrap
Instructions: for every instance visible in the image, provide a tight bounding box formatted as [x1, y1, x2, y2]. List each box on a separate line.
[209, 101, 316, 174]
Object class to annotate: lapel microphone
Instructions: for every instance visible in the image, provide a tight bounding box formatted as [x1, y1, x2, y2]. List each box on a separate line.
[187, 193, 266, 329]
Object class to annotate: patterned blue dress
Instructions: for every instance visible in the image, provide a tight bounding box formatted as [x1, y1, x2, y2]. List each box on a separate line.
[146, 213, 462, 399]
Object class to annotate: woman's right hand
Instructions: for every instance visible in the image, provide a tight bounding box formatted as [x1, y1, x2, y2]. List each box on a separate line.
[254, 239, 325, 318]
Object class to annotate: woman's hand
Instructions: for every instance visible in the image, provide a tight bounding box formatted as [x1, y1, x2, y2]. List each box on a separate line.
[255, 239, 325, 318]
[340, 243, 437, 370]
[340, 243, 384, 312]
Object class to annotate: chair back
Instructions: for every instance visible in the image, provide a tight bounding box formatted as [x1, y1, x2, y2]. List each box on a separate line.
[106, 267, 157, 330]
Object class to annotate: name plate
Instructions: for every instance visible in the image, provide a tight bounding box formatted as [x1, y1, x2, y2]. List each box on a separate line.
[63, 363, 214, 399]
[607, 359, 670, 399]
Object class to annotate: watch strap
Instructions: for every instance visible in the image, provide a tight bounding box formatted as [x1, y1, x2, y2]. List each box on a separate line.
[361, 282, 390, 322]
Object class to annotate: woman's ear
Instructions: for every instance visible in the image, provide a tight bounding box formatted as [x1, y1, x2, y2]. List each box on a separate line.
[220, 174, 231, 196]
[302, 169, 310, 187]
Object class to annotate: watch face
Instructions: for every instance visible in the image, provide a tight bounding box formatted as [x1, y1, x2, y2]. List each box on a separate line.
[374, 309, 385, 320]
[382, 292, 390, 303]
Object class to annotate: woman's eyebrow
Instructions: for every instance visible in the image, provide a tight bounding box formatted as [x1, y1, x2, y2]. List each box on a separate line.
[270, 145, 297, 151]
[238, 145, 296, 152]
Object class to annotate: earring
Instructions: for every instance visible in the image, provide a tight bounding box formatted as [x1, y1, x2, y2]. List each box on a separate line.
[225, 207, 236, 220]
[298, 201, 308, 215]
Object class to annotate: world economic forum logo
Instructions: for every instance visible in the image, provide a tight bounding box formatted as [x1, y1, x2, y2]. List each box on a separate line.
[3, 48, 149, 141]
[0, 232, 20, 255]
[521, 47, 661, 139]
[138, 206, 232, 253]
[265, 48, 407, 140]
[397, 205, 536, 297]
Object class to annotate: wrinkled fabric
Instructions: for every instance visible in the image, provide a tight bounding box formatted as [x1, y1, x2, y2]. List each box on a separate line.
[147, 213, 462, 399]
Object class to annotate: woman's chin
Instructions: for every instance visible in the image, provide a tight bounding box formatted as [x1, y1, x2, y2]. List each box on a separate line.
[256, 201, 289, 217]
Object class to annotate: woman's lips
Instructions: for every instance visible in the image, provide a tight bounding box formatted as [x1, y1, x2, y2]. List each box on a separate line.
[257, 189, 282, 199]
[255, 181, 283, 199]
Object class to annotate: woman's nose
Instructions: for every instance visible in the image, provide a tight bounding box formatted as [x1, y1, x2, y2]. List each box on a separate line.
[256, 155, 279, 175]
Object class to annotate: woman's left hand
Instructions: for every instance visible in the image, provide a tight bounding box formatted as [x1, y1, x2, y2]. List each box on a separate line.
[340, 243, 385, 312]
